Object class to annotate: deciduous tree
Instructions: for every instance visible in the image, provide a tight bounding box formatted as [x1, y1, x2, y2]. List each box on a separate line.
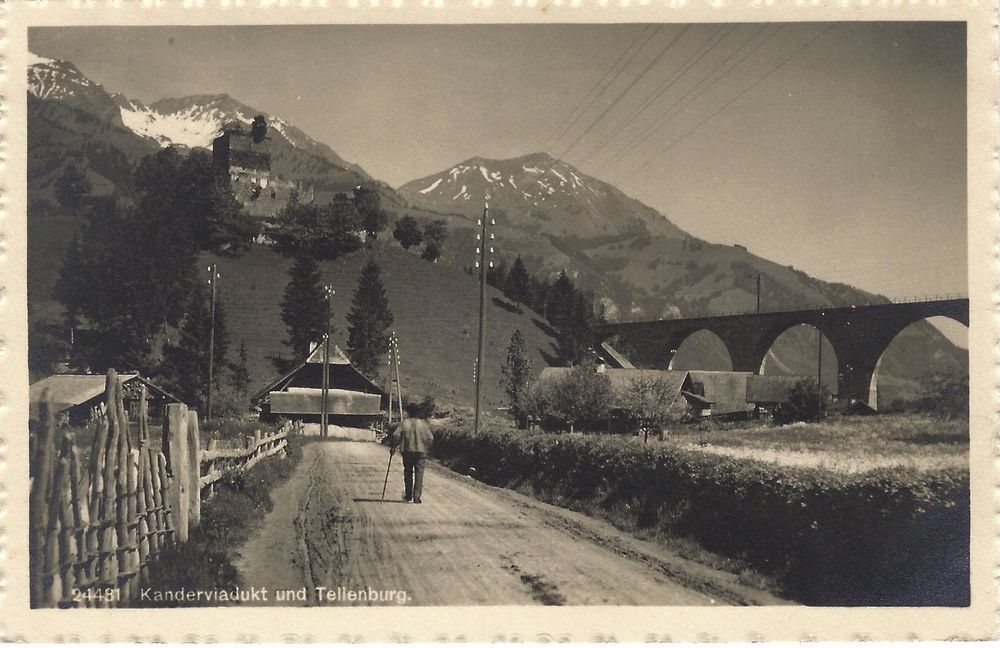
[271, 197, 363, 260]
[546, 362, 613, 433]
[250, 115, 268, 143]
[392, 215, 423, 249]
[353, 185, 388, 240]
[618, 375, 678, 442]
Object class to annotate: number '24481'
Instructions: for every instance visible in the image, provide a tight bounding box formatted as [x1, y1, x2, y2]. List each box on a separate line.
[72, 588, 120, 604]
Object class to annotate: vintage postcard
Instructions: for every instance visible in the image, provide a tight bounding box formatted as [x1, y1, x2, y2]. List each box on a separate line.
[1, 0, 996, 642]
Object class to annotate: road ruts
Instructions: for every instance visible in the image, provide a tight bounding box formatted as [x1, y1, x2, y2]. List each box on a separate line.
[235, 440, 778, 606]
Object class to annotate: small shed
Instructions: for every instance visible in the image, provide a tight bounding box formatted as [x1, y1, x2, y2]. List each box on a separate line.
[29, 373, 181, 426]
[250, 343, 387, 428]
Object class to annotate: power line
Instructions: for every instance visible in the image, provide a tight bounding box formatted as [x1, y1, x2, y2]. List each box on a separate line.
[599, 24, 781, 175]
[622, 23, 837, 178]
[543, 24, 659, 154]
[557, 25, 691, 160]
[581, 24, 739, 165]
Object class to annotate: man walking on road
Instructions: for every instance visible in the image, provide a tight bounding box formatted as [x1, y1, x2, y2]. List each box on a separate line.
[384, 417, 434, 503]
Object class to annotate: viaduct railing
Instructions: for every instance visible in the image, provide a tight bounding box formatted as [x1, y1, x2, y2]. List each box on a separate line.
[28, 370, 295, 609]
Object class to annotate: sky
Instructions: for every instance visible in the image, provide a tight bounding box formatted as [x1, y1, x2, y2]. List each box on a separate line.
[30, 23, 967, 342]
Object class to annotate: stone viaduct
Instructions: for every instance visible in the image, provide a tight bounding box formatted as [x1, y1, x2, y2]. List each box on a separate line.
[595, 298, 968, 407]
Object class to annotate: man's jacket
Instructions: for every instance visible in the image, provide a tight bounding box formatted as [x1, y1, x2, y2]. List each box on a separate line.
[387, 418, 434, 454]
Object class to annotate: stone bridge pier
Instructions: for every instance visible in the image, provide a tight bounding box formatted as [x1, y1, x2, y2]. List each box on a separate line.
[597, 299, 969, 408]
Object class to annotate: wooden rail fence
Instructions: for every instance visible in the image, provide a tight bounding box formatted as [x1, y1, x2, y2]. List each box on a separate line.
[29, 369, 295, 608]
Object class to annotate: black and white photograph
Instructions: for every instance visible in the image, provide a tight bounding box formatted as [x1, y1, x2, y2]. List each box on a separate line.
[14, 10, 993, 637]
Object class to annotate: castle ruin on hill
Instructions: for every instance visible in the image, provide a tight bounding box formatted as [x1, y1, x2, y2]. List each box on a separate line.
[212, 122, 313, 218]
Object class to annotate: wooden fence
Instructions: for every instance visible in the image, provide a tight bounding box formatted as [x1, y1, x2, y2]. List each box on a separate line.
[29, 369, 294, 608]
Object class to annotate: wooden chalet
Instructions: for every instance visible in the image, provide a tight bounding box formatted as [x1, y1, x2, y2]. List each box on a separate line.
[250, 343, 387, 429]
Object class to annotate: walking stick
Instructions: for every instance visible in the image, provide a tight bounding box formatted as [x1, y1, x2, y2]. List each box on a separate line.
[380, 448, 394, 501]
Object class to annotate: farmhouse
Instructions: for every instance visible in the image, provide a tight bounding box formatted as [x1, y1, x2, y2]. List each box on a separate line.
[29, 373, 181, 426]
[250, 343, 387, 430]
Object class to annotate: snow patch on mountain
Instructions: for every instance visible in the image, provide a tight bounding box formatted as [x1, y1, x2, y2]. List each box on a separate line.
[118, 101, 231, 148]
[28, 55, 98, 102]
[419, 178, 443, 194]
[28, 52, 57, 67]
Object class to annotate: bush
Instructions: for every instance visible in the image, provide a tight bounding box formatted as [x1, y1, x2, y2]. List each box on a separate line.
[403, 394, 437, 419]
[430, 425, 968, 605]
[775, 379, 827, 425]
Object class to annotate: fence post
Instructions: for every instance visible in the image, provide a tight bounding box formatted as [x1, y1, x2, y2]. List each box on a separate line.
[166, 403, 190, 543]
[206, 440, 218, 498]
[185, 410, 201, 530]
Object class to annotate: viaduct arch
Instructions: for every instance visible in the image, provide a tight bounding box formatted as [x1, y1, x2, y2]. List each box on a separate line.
[597, 298, 968, 408]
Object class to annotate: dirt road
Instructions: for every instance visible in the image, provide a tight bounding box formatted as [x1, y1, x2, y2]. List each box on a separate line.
[235, 440, 777, 606]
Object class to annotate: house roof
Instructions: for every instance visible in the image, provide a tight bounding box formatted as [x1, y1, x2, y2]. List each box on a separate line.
[746, 375, 815, 404]
[29, 373, 180, 418]
[250, 342, 385, 403]
[596, 341, 636, 369]
[687, 371, 754, 415]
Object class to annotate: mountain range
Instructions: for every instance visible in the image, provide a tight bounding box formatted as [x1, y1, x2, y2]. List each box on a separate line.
[26, 52, 967, 405]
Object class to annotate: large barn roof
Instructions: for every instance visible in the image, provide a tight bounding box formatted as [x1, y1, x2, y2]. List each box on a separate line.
[250, 342, 386, 404]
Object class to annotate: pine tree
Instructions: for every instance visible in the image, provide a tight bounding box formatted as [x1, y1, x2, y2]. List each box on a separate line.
[500, 329, 534, 427]
[547, 270, 594, 365]
[346, 258, 394, 376]
[505, 255, 531, 309]
[280, 255, 329, 358]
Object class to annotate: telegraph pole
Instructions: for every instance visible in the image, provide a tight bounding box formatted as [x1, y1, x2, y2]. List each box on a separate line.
[321, 284, 334, 437]
[473, 205, 494, 434]
[207, 263, 219, 421]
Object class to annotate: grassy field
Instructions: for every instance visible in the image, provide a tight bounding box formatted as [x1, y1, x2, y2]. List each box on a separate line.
[662, 414, 968, 475]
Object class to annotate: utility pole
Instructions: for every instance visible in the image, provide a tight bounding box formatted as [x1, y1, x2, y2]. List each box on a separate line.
[321, 284, 334, 437]
[474, 205, 494, 434]
[207, 263, 219, 421]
